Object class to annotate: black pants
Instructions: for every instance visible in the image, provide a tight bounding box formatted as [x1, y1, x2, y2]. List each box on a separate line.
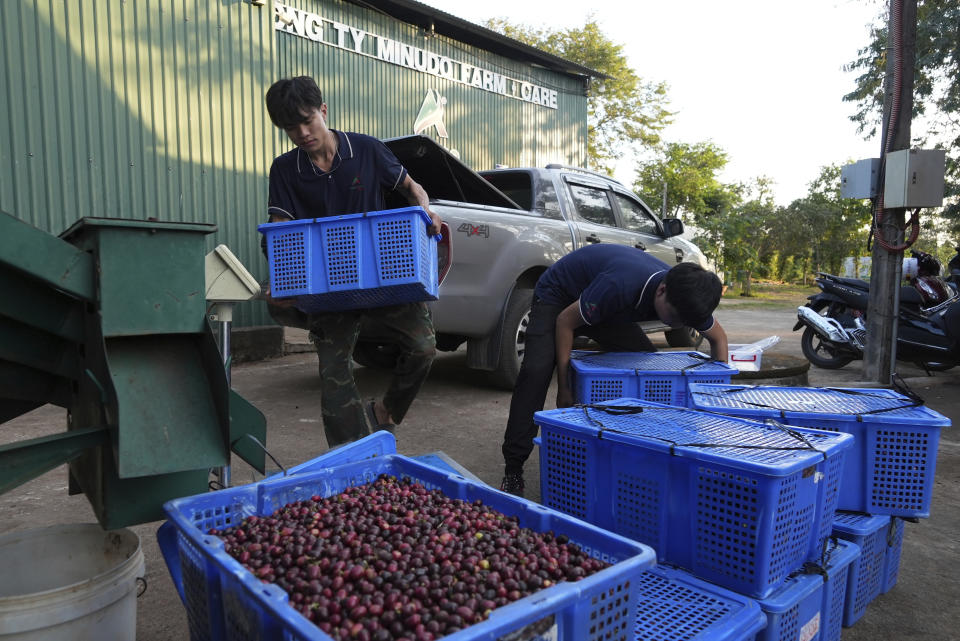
[501, 299, 655, 475]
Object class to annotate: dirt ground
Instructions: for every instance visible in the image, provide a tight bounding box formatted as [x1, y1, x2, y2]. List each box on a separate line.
[1, 300, 957, 640]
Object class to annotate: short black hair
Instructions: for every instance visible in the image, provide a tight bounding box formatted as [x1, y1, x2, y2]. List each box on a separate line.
[664, 263, 722, 328]
[265, 76, 324, 129]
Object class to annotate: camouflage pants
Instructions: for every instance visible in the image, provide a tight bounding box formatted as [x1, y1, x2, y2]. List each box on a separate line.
[309, 302, 436, 447]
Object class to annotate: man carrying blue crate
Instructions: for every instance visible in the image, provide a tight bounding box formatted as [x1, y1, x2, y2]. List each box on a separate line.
[500, 244, 728, 496]
[262, 76, 442, 447]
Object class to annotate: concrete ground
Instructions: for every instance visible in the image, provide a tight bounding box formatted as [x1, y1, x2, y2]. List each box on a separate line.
[1, 300, 957, 640]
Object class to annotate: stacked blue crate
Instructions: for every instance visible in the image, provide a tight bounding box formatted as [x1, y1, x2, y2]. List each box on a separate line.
[687, 384, 937, 631]
[687, 384, 950, 517]
[881, 517, 906, 594]
[818, 539, 861, 641]
[634, 565, 767, 640]
[744, 536, 859, 641]
[569, 351, 737, 407]
[754, 570, 823, 641]
[832, 512, 898, 627]
[534, 399, 852, 600]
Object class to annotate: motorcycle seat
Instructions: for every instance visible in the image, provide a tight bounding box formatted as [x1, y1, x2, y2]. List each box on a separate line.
[900, 286, 924, 306]
[832, 276, 870, 290]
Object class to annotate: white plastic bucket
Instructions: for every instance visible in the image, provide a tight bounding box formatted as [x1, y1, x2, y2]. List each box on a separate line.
[0, 524, 145, 641]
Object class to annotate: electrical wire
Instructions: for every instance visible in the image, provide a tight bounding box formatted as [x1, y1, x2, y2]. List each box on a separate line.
[870, 0, 920, 253]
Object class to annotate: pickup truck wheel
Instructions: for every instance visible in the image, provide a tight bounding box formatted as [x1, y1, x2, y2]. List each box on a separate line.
[491, 289, 534, 390]
[665, 326, 704, 349]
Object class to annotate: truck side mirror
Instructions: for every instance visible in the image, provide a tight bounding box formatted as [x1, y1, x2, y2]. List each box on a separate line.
[662, 218, 684, 237]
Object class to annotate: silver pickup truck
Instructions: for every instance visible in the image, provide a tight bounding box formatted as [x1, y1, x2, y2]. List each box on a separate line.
[358, 135, 711, 388]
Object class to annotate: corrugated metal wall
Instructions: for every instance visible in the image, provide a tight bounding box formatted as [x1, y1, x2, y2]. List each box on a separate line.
[1, 0, 588, 330]
[0, 0, 276, 327]
[274, 0, 588, 172]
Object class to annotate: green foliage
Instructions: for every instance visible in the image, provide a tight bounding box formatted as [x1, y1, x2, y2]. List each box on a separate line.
[632, 141, 732, 222]
[764, 251, 782, 281]
[484, 17, 673, 173]
[781, 255, 802, 283]
[845, 0, 960, 217]
[695, 178, 778, 293]
[772, 164, 872, 279]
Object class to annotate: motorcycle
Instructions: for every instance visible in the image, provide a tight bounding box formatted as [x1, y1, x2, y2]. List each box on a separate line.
[948, 245, 960, 290]
[794, 253, 960, 371]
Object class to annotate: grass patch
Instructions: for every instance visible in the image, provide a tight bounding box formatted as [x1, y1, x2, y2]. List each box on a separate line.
[720, 281, 817, 309]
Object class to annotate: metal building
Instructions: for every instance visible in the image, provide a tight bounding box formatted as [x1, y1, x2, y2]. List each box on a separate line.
[0, 0, 593, 337]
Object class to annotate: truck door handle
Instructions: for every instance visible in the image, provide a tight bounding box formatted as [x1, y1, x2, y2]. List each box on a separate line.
[635, 242, 646, 250]
[585, 235, 601, 243]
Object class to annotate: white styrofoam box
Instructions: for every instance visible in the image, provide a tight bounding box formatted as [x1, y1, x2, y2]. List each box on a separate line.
[727, 336, 780, 372]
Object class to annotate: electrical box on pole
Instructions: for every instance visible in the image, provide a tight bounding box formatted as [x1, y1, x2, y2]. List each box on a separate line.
[840, 158, 881, 199]
[883, 149, 947, 208]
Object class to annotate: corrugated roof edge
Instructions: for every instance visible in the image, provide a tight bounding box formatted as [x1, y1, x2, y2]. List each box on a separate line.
[348, 0, 608, 80]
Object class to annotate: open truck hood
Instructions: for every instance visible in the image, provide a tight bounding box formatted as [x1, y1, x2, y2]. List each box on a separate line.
[384, 135, 520, 210]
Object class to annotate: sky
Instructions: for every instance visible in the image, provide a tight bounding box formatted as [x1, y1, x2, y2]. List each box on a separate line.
[419, 0, 885, 206]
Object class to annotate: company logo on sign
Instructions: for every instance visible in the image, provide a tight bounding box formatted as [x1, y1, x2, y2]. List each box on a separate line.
[273, 2, 559, 109]
[414, 89, 448, 138]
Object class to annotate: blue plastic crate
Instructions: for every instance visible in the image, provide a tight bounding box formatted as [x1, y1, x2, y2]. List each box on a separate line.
[161, 455, 655, 641]
[687, 384, 951, 517]
[570, 351, 737, 407]
[265, 430, 397, 481]
[634, 565, 767, 641]
[881, 517, 905, 594]
[818, 538, 860, 641]
[831, 511, 890, 627]
[535, 399, 853, 599]
[258, 206, 439, 312]
[756, 570, 824, 641]
[263, 432, 483, 484]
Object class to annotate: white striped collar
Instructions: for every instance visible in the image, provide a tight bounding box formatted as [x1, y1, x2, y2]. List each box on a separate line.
[635, 270, 665, 308]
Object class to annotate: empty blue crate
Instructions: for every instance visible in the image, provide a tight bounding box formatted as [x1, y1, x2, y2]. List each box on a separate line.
[831, 511, 891, 627]
[818, 538, 860, 641]
[687, 384, 951, 517]
[535, 399, 853, 599]
[634, 565, 767, 641]
[258, 206, 438, 312]
[570, 351, 737, 407]
[160, 455, 655, 641]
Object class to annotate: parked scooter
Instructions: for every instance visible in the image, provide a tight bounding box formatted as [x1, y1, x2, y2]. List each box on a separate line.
[794, 260, 960, 371]
[903, 250, 954, 306]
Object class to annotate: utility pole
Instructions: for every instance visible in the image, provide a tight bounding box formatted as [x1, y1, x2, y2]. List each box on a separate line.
[863, 0, 917, 383]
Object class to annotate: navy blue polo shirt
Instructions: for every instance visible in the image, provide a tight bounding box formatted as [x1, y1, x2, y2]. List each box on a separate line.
[535, 244, 715, 331]
[267, 130, 407, 220]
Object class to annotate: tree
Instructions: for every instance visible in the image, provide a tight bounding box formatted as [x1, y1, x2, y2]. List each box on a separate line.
[485, 18, 673, 173]
[633, 141, 731, 222]
[780, 164, 873, 278]
[845, 0, 960, 218]
[695, 178, 777, 295]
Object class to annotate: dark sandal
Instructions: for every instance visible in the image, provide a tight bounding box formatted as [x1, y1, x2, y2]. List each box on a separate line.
[366, 401, 396, 434]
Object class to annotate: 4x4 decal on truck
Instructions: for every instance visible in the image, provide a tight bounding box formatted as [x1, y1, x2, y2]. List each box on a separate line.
[458, 223, 490, 238]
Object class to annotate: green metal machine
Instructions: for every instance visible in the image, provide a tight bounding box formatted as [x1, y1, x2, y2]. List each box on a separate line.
[0, 211, 266, 529]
